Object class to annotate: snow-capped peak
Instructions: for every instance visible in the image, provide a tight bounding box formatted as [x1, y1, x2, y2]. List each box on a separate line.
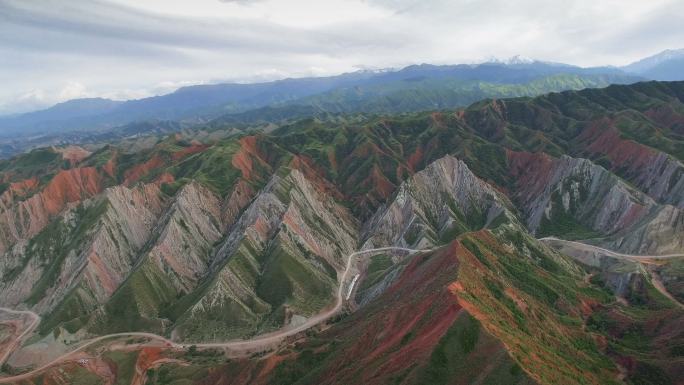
[482, 55, 536, 65]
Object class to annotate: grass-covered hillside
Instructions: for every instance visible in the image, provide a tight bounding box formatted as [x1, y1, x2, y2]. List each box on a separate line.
[0, 81, 682, 385]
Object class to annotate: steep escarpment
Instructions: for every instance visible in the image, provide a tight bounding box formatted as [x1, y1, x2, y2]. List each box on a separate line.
[507, 151, 684, 254]
[0, 177, 39, 207]
[230, 135, 274, 182]
[199, 241, 534, 385]
[0, 182, 166, 334]
[175, 169, 358, 341]
[456, 82, 684, 207]
[1, 81, 684, 385]
[231, 228, 634, 385]
[363, 155, 516, 249]
[267, 243, 533, 385]
[576, 118, 684, 208]
[87, 182, 226, 335]
[0, 167, 103, 255]
[80, 183, 166, 302]
[447, 230, 623, 385]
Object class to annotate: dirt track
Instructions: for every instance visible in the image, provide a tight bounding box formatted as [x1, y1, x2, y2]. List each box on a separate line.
[540, 237, 684, 309]
[0, 307, 39, 366]
[3, 238, 680, 383]
[0, 246, 429, 383]
[539, 237, 684, 260]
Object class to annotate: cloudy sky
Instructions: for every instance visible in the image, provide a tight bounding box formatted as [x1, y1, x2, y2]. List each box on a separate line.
[1, 0, 683, 115]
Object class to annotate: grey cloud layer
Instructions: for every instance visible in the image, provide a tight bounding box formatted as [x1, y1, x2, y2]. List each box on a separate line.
[1, 0, 683, 114]
[2, 0, 353, 56]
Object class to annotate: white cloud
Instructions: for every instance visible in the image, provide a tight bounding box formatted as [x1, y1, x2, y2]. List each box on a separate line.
[57, 82, 90, 101]
[0, 0, 682, 115]
[18, 89, 47, 104]
[0, 89, 49, 115]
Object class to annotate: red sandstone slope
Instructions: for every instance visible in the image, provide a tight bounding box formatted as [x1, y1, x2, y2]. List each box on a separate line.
[196, 240, 533, 385]
[0, 167, 103, 254]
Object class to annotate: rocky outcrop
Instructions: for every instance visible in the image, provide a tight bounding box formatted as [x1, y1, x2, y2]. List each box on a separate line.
[34, 177, 260, 336]
[0, 168, 103, 255]
[93, 182, 226, 326]
[124, 156, 164, 186]
[363, 155, 515, 249]
[78, 183, 166, 303]
[578, 119, 684, 208]
[176, 169, 358, 341]
[603, 204, 684, 254]
[145, 182, 223, 290]
[0, 178, 39, 207]
[0, 181, 165, 316]
[508, 151, 684, 254]
[0, 80, 682, 384]
[231, 136, 273, 182]
[220, 179, 256, 230]
[630, 152, 684, 208]
[0, 182, 165, 315]
[31, 166, 358, 340]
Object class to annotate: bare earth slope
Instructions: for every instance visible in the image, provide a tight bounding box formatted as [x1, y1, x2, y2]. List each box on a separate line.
[0, 81, 683, 385]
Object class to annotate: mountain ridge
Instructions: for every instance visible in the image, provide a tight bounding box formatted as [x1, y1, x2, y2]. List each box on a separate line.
[0, 80, 682, 384]
[0, 61, 643, 141]
[622, 49, 684, 80]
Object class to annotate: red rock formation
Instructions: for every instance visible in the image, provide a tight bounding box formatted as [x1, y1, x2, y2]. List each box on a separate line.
[221, 179, 256, 229]
[430, 111, 447, 128]
[506, 150, 556, 199]
[576, 119, 684, 206]
[289, 154, 343, 200]
[644, 104, 684, 134]
[369, 164, 395, 192]
[155, 172, 175, 186]
[231, 136, 271, 181]
[0, 167, 103, 253]
[406, 146, 424, 172]
[0, 177, 39, 207]
[171, 143, 210, 161]
[124, 156, 164, 186]
[308, 243, 462, 385]
[578, 118, 657, 173]
[102, 154, 117, 179]
[40, 167, 102, 215]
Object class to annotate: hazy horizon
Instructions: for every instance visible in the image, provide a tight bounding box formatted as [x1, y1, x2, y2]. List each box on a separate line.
[2, 0, 683, 115]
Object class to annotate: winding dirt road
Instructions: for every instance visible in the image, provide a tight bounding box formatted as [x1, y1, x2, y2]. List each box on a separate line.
[539, 237, 684, 260]
[0, 307, 39, 366]
[3, 237, 680, 383]
[540, 237, 684, 309]
[0, 246, 428, 383]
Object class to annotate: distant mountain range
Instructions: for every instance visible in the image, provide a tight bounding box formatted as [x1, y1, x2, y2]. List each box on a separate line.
[0, 49, 682, 158]
[621, 48, 684, 80]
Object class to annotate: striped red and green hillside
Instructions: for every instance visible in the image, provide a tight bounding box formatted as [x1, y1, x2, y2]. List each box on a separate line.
[0, 81, 683, 385]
